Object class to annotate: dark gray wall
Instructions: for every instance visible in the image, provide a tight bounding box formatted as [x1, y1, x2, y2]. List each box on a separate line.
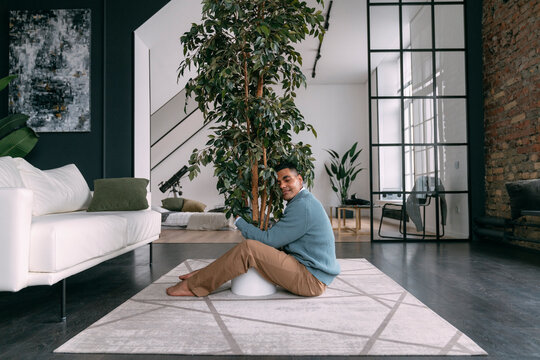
[0, 0, 168, 186]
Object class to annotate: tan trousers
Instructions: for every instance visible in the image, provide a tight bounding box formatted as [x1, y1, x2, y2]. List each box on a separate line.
[186, 239, 326, 297]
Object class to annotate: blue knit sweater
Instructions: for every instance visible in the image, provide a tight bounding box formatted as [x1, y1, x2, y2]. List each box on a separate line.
[235, 190, 341, 285]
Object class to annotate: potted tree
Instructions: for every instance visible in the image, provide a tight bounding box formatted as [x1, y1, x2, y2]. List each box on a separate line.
[179, 0, 325, 229]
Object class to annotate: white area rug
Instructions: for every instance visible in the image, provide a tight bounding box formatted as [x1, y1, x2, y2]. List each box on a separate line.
[55, 259, 487, 356]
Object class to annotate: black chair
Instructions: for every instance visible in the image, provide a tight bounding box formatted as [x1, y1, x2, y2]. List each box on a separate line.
[378, 193, 445, 239]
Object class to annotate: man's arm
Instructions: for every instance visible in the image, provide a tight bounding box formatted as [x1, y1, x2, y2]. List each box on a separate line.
[235, 203, 308, 248]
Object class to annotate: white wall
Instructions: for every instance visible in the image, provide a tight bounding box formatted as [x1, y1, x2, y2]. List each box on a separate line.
[293, 83, 370, 211]
[135, 0, 202, 113]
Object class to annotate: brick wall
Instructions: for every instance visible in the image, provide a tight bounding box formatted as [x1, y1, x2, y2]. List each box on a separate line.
[482, 0, 540, 221]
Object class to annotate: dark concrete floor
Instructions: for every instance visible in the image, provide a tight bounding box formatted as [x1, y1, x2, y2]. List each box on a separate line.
[0, 240, 539, 360]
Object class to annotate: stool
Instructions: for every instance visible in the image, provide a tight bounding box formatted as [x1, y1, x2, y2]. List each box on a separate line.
[231, 268, 277, 296]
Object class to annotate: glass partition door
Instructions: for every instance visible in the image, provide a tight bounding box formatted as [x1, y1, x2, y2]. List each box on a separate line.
[368, 0, 469, 241]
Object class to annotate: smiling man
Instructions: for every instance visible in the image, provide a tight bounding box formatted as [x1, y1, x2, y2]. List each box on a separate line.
[166, 161, 340, 297]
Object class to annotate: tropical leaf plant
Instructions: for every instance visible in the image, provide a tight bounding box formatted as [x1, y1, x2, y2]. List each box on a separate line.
[179, 0, 325, 229]
[0, 75, 38, 157]
[324, 142, 363, 205]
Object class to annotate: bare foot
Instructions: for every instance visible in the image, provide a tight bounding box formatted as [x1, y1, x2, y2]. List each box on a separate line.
[179, 269, 200, 280]
[166, 280, 195, 296]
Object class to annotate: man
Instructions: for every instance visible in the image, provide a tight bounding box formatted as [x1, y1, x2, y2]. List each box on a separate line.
[166, 161, 340, 297]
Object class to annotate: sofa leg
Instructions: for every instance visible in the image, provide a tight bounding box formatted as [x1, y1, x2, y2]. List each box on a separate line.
[149, 242, 153, 266]
[60, 279, 66, 322]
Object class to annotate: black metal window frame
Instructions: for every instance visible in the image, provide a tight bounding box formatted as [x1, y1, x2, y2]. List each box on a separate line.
[367, 0, 470, 241]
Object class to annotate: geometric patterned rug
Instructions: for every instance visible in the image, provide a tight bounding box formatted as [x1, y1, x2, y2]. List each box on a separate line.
[55, 259, 487, 356]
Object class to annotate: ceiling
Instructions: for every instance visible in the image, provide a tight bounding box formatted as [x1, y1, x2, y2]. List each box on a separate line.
[136, 0, 368, 89]
[298, 0, 368, 85]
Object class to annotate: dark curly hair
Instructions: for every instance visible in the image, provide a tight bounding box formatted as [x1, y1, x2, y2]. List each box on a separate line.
[275, 161, 300, 175]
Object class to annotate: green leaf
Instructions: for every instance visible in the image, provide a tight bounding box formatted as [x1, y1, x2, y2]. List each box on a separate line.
[341, 149, 349, 165]
[350, 148, 362, 164]
[260, 25, 270, 37]
[330, 162, 337, 175]
[348, 142, 358, 158]
[0, 75, 17, 92]
[0, 113, 30, 139]
[324, 164, 333, 178]
[0, 127, 38, 158]
[338, 165, 345, 179]
[327, 149, 339, 159]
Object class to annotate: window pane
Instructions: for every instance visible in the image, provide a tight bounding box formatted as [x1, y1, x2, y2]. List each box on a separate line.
[438, 145, 468, 191]
[443, 193, 469, 239]
[378, 146, 403, 193]
[437, 98, 467, 143]
[435, 5, 465, 48]
[405, 98, 434, 144]
[371, 52, 401, 96]
[436, 51, 466, 96]
[370, 6, 400, 49]
[404, 145, 435, 191]
[374, 193, 406, 240]
[372, 99, 401, 144]
[402, 5, 432, 49]
[404, 51, 433, 97]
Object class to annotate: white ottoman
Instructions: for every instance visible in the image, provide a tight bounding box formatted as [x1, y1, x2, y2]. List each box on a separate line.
[231, 268, 277, 296]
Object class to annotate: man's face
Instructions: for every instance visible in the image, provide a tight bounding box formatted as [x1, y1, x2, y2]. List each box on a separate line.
[277, 168, 303, 201]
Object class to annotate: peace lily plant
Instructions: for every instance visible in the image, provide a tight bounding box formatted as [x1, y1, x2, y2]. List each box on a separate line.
[324, 142, 363, 205]
[179, 0, 325, 229]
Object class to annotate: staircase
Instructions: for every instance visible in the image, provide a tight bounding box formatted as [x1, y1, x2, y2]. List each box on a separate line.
[150, 88, 218, 208]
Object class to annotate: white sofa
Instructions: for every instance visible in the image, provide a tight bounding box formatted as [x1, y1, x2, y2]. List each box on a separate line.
[0, 156, 161, 317]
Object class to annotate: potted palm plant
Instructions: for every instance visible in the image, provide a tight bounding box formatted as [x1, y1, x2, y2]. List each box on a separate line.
[324, 142, 363, 206]
[179, 0, 325, 229]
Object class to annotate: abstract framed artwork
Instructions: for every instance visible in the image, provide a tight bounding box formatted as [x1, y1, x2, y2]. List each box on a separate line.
[8, 9, 91, 132]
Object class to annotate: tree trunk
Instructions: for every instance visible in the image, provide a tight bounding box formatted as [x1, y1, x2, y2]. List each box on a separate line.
[251, 74, 265, 224]
[264, 192, 273, 231]
[242, 50, 259, 223]
[259, 147, 268, 229]
[251, 163, 259, 223]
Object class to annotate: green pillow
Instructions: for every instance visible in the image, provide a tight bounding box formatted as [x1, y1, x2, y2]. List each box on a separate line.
[87, 178, 149, 212]
[182, 198, 206, 212]
[161, 197, 184, 211]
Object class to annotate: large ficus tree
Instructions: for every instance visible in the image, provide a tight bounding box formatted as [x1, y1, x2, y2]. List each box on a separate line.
[180, 0, 324, 229]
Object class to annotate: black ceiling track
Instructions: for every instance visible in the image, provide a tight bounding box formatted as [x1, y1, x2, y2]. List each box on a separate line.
[312, 0, 333, 79]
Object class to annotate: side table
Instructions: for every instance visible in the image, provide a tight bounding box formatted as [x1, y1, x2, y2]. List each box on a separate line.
[329, 205, 371, 234]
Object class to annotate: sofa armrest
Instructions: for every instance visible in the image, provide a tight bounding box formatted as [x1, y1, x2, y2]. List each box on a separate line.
[0, 188, 33, 292]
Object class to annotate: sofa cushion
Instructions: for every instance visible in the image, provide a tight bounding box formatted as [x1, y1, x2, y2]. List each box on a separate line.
[161, 197, 184, 211]
[16, 159, 92, 216]
[29, 212, 127, 272]
[100, 209, 161, 246]
[87, 178, 149, 212]
[182, 198, 206, 212]
[0, 156, 25, 187]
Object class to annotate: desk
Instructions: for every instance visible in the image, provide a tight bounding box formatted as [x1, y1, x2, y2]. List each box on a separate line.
[329, 205, 371, 234]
